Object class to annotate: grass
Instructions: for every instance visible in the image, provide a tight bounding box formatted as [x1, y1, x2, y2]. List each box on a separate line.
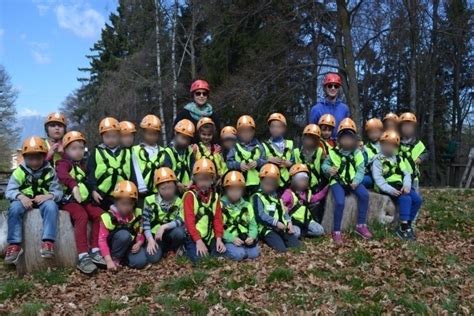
[346, 248, 373, 265]
[0, 199, 9, 211]
[397, 295, 429, 314]
[130, 304, 150, 316]
[225, 275, 257, 289]
[134, 283, 152, 297]
[266, 267, 294, 283]
[161, 271, 208, 292]
[94, 297, 127, 313]
[33, 268, 70, 285]
[0, 279, 32, 302]
[155, 295, 180, 314]
[20, 302, 50, 315]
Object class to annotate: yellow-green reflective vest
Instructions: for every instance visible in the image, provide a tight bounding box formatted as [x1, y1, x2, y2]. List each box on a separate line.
[221, 200, 254, 239]
[253, 192, 287, 236]
[94, 147, 131, 195]
[288, 190, 312, 227]
[144, 194, 182, 234]
[12, 165, 54, 198]
[328, 148, 364, 185]
[234, 143, 262, 186]
[44, 139, 62, 167]
[184, 191, 219, 244]
[195, 143, 227, 177]
[65, 164, 89, 202]
[263, 140, 294, 187]
[321, 140, 334, 156]
[365, 142, 379, 162]
[165, 147, 193, 186]
[374, 155, 409, 193]
[132, 145, 165, 193]
[101, 208, 142, 238]
[399, 140, 425, 181]
[294, 147, 323, 191]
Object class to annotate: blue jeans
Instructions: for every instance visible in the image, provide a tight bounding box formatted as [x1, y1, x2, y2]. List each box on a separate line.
[184, 238, 220, 263]
[361, 175, 374, 189]
[109, 230, 161, 269]
[7, 200, 59, 244]
[397, 189, 422, 221]
[224, 243, 260, 261]
[331, 183, 369, 232]
[263, 230, 300, 252]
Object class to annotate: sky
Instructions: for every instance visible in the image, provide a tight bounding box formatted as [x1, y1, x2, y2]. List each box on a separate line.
[0, 0, 118, 117]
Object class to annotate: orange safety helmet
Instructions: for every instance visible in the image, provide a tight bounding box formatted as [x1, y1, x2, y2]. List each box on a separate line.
[220, 126, 237, 139]
[259, 163, 280, 179]
[112, 180, 138, 200]
[45, 112, 66, 126]
[119, 121, 137, 134]
[174, 119, 195, 138]
[223, 171, 246, 187]
[190, 79, 210, 93]
[383, 112, 399, 123]
[236, 115, 256, 130]
[63, 131, 86, 148]
[140, 114, 161, 131]
[318, 114, 336, 127]
[196, 117, 215, 130]
[379, 130, 400, 146]
[399, 112, 417, 123]
[267, 113, 287, 126]
[154, 167, 177, 185]
[337, 118, 357, 134]
[323, 73, 342, 87]
[365, 118, 383, 131]
[99, 117, 120, 134]
[303, 124, 321, 138]
[289, 163, 309, 177]
[193, 158, 216, 176]
[22, 136, 48, 155]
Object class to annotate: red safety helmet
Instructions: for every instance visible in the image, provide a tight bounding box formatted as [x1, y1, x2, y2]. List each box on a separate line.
[190, 80, 210, 93]
[323, 73, 342, 87]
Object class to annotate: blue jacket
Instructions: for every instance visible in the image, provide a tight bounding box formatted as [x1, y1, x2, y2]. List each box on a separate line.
[309, 98, 350, 138]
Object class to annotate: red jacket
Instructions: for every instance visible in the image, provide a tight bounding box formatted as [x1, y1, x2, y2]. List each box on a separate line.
[56, 157, 85, 190]
[183, 186, 223, 242]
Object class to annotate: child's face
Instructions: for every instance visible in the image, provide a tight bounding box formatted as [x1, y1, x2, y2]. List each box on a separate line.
[120, 134, 135, 148]
[380, 142, 398, 156]
[384, 121, 397, 131]
[102, 131, 120, 148]
[199, 127, 214, 145]
[65, 140, 85, 161]
[292, 176, 309, 192]
[194, 173, 214, 191]
[193, 89, 208, 106]
[338, 134, 357, 150]
[24, 153, 45, 170]
[222, 139, 236, 150]
[115, 198, 135, 215]
[302, 135, 318, 149]
[238, 127, 255, 144]
[226, 187, 244, 202]
[143, 129, 160, 146]
[46, 123, 65, 140]
[367, 129, 383, 142]
[158, 181, 176, 201]
[175, 133, 192, 147]
[269, 121, 286, 138]
[261, 177, 278, 194]
[320, 125, 333, 140]
[400, 122, 416, 138]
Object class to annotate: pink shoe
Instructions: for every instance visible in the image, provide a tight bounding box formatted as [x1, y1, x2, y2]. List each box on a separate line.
[332, 231, 343, 245]
[355, 224, 373, 240]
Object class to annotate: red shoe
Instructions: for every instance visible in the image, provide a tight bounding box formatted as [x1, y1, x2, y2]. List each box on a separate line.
[5, 245, 24, 264]
[40, 241, 55, 258]
[355, 224, 373, 240]
[332, 231, 344, 245]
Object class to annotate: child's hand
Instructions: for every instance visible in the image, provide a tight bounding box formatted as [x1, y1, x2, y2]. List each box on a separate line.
[247, 161, 257, 169]
[283, 160, 293, 168]
[155, 224, 168, 241]
[233, 237, 244, 246]
[276, 222, 286, 231]
[196, 239, 208, 257]
[92, 191, 103, 204]
[415, 158, 421, 165]
[106, 260, 117, 271]
[391, 190, 402, 197]
[48, 142, 60, 156]
[147, 238, 159, 255]
[216, 238, 226, 253]
[328, 167, 338, 176]
[131, 241, 143, 254]
[72, 186, 82, 203]
[34, 194, 53, 205]
[214, 144, 221, 153]
[177, 182, 187, 193]
[240, 162, 249, 172]
[287, 223, 295, 234]
[268, 157, 282, 165]
[18, 195, 33, 210]
[245, 237, 255, 245]
[350, 183, 358, 190]
[401, 186, 410, 194]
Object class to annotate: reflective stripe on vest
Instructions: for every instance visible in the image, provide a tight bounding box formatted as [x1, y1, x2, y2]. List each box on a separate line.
[144, 195, 182, 234]
[234, 143, 261, 186]
[321, 140, 333, 156]
[67, 164, 89, 201]
[133, 145, 165, 192]
[165, 147, 192, 186]
[375, 155, 407, 193]
[196, 143, 227, 176]
[101, 208, 143, 238]
[253, 192, 286, 235]
[221, 200, 253, 238]
[399, 140, 425, 180]
[94, 147, 131, 195]
[13, 165, 54, 198]
[263, 140, 294, 187]
[294, 147, 322, 191]
[328, 148, 364, 186]
[184, 191, 218, 244]
[365, 142, 379, 162]
[288, 190, 312, 227]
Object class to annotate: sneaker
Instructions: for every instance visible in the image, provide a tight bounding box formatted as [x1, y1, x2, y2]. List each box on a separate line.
[4, 245, 24, 265]
[396, 227, 415, 241]
[77, 255, 98, 275]
[89, 250, 106, 267]
[355, 224, 373, 240]
[176, 245, 185, 257]
[332, 231, 344, 245]
[40, 241, 55, 258]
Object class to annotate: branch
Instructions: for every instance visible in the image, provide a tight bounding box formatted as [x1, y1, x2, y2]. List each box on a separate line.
[354, 28, 390, 60]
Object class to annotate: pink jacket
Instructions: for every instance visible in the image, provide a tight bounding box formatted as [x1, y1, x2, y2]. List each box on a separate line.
[281, 186, 329, 212]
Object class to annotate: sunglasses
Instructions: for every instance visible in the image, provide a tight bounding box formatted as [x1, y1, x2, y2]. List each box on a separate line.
[194, 91, 208, 97]
[327, 84, 340, 89]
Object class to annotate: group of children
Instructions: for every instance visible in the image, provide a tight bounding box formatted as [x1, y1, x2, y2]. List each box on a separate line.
[4, 105, 425, 274]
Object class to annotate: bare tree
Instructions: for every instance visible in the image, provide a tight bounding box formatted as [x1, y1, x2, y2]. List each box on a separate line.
[154, 0, 168, 145]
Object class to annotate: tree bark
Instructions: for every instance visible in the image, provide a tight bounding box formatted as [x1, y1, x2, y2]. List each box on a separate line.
[405, 0, 418, 112]
[171, 0, 179, 123]
[154, 0, 168, 145]
[190, 0, 197, 79]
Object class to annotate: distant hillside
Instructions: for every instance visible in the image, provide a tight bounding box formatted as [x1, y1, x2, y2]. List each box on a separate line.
[15, 114, 46, 149]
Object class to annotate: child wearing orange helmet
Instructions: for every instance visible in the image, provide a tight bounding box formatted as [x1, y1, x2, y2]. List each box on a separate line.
[183, 158, 226, 263]
[220, 126, 237, 161]
[361, 118, 384, 189]
[119, 121, 136, 148]
[44, 112, 67, 167]
[318, 114, 337, 156]
[4, 137, 63, 264]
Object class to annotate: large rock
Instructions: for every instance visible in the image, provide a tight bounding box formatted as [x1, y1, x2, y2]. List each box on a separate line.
[0, 212, 7, 257]
[321, 191, 397, 233]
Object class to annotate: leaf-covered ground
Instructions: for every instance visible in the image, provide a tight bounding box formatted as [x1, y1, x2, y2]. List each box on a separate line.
[0, 189, 473, 315]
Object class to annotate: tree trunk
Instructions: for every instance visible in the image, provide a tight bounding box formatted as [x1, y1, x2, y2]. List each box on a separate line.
[0, 212, 7, 257]
[406, 0, 418, 112]
[171, 0, 179, 123]
[154, 0, 168, 145]
[190, 0, 197, 79]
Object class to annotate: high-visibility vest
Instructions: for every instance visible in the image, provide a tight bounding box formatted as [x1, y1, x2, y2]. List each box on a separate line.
[374, 155, 409, 193]
[221, 199, 254, 239]
[195, 142, 227, 176]
[64, 163, 89, 202]
[327, 148, 364, 185]
[399, 140, 425, 181]
[183, 191, 219, 244]
[101, 208, 143, 238]
[287, 189, 313, 227]
[321, 139, 334, 156]
[263, 140, 294, 187]
[294, 147, 323, 191]
[365, 142, 379, 162]
[132, 145, 165, 193]
[234, 143, 262, 186]
[12, 165, 54, 198]
[164, 146, 193, 186]
[94, 147, 131, 195]
[44, 139, 62, 167]
[253, 191, 287, 236]
[144, 194, 182, 234]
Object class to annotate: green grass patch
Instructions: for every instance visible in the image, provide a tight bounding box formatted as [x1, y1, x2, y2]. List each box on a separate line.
[407, 243, 439, 264]
[0, 199, 9, 211]
[94, 297, 127, 313]
[340, 290, 361, 304]
[346, 248, 373, 265]
[33, 268, 70, 285]
[134, 283, 152, 297]
[162, 271, 208, 292]
[445, 254, 459, 266]
[0, 279, 32, 302]
[266, 267, 294, 283]
[370, 220, 393, 240]
[225, 275, 257, 289]
[223, 300, 255, 315]
[196, 256, 223, 269]
[355, 302, 383, 315]
[185, 299, 209, 315]
[441, 295, 459, 313]
[155, 294, 180, 313]
[130, 304, 150, 316]
[468, 265, 474, 277]
[398, 295, 429, 314]
[20, 302, 50, 316]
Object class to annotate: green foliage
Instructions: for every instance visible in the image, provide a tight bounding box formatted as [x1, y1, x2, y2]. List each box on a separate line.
[0, 279, 32, 302]
[33, 268, 70, 285]
[266, 267, 294, 283]
[94, 297, 127, 313]
[134, 283, 152, 297]
[130, 304, 149, 316]
[20, 302, 50, 316]
[162, 271, 208, 292]
[346, 249, 373, 265]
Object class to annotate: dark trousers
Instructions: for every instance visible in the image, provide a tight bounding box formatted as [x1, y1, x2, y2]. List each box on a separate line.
[263, 230, 300, 253]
